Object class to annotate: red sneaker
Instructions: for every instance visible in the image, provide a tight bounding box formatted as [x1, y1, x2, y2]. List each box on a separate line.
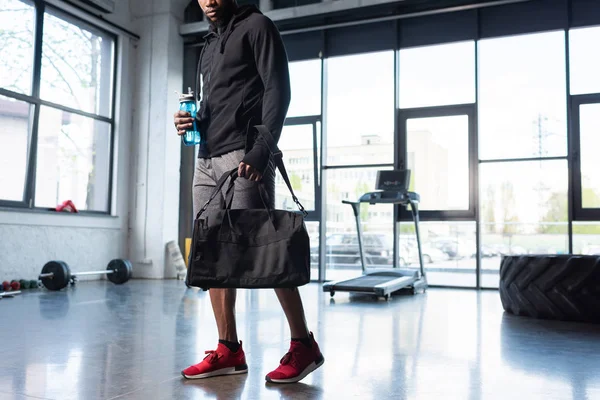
[181, 342, 248, 379]
[265, 332, 324, 384]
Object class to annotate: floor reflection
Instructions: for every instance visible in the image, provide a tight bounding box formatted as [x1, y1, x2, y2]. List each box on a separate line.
[1, 281, 599, 400]
[182, 374, 248, 399]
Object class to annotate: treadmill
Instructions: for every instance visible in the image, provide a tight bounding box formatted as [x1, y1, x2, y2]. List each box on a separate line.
[322, 170, 428, 300]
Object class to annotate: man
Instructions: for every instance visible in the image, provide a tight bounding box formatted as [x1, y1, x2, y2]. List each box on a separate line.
[173, 0, 324, 384]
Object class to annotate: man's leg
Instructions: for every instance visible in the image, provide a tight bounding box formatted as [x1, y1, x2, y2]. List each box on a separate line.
[192, 157, 239, 343]
[267, 286, 324, 384]
[218, 152, 310, 338]
[181, 157, 247, 380]
[209, 288, 238, 342]
[219, 151, 312, 339]
[212, 150, 324, 384]
[274, 288, 309, 339]
[233, 154, 324, 384]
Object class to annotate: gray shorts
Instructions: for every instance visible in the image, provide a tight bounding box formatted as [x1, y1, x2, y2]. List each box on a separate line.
[192, 149, 276, 217]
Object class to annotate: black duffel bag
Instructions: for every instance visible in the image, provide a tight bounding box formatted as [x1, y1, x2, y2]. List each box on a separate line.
[186, 126, 311, 290]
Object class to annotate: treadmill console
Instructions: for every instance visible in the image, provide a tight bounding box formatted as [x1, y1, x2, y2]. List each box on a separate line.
[376, 170, 411, 191]
[358, 191, 419, 204]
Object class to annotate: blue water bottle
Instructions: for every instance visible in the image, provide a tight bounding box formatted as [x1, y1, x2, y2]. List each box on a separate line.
[178, 87, 201, 146]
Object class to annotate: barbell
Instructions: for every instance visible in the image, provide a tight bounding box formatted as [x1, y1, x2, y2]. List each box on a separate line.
[39, 259, 132, 291]
[0, 290, 21, 299]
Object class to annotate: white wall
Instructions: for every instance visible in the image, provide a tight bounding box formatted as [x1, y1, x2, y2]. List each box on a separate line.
[0, 0, 187, 282]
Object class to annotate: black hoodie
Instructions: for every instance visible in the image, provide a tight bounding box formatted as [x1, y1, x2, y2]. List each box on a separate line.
[195, 5, 291, 174]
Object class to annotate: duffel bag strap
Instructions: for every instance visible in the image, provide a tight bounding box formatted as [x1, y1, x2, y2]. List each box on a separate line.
[195, 168, 237, 220]
[253, 125, 308, 217]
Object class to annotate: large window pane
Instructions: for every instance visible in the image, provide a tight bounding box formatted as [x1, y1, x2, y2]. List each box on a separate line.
[35, 107, 111, 211]
[478, 31, 567, 160]
[569, 27, 600, 95]
[325, 167, 393, 281]
[276, 124, 315, 212]
[305, 220, 319, 279]
[406, 115, 469, 210]
[325, 51, 394, 165]
[579, 103, 600, 208]
[399, 41, 475, 108]
[398, 221, 476, 287]
[41, 11, 114, 116]
[287, 59, 321, 117]
[573, 222, 600, 255]
[0, 0, 35, 94]
[0, 95, 31, 201]
[479, 160, 569, 288]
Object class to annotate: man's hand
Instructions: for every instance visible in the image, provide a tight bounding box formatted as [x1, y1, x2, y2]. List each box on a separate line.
[238, 162, 262, 182]
[173, 110, 194, 135]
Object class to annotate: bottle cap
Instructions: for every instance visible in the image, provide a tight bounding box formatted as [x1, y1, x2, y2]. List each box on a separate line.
[179, 87, 195, 102]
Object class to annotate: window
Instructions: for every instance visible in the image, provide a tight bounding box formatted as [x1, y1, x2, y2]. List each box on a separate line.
[398, 221, 476, 287]
[579, 103, 600, 209]
[305, 221, 319, 280]
[479, 160, 569, 288]
[275, 123, 317, 214]
[478, 31, 567, 160]
[569, 27, 600, 95]
[573, 222, 600, 255]
[324, 167, 394, 281]
[405, 115, 470, 211]
[35, 107, 112, 211]
[399, 41, 475, 108]
[0, 3, 116, 212]
[0, 96, 32, 202]
[325, 51, 394, 165]
[287, 59, 321, 118]
[40, 11, 114, 117]
[0, 0, 35, 95]
[572, 97, 600, 220]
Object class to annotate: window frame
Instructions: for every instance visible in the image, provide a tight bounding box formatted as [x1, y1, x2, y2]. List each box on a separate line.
[571, 93, 600, 221]
[397, 103, 478, 221]
[0, 1, 118, 215]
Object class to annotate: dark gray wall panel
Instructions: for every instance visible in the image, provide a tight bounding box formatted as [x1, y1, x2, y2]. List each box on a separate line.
[283, 31, 323, 61]
[399, 9, 477, 48]
[571, 0, 600, 27]
[326, 20, 396, 57]
[479, 0, 568, 38]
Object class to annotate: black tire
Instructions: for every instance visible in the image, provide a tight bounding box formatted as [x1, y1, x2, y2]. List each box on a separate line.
[499, 255, 600, 323]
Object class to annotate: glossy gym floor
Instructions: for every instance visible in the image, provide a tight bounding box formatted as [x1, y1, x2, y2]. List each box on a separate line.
[1, 280, 599, 400]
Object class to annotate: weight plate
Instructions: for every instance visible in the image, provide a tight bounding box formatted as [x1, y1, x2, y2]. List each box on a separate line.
[125, 260, 133, 280]
[40, 261, 71, 291]
[107, 259, 132, 285]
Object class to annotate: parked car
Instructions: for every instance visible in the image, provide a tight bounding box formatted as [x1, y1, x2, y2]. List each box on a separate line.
[430, 238, 476, 259]
[310, 233, 393, 267]
[398, 243, 449, 265]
